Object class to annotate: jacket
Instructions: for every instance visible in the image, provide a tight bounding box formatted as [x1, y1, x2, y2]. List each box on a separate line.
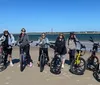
[0, 34, 15, 47]
[38, 37, 49, 48]
[55, 38, 67, 55]
[67, 37, 78, 50]
[18, 34, 29, 47]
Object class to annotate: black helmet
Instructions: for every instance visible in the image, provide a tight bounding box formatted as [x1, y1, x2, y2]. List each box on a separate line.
[70, 32, 75, 35]
[21, 28, 26, 32]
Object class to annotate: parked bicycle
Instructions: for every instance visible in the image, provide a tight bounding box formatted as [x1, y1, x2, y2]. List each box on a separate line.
[16, 41, 33, 72]
[87, 37, 99, 71]
[70, 41, 86, 75]
[0, 40, 6, 71]
[93, 63, 100, 82]
[36, 43, 48, 72]
[48, 42, 62, 74]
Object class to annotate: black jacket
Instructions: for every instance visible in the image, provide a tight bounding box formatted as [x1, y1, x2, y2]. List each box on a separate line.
[55, 38, 67, 55]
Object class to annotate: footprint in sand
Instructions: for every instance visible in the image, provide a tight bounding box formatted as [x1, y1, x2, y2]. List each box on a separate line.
[5, 82, 9, 85]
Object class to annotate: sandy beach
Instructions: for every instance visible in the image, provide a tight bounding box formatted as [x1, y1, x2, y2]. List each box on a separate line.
[0, 46, 100, 85]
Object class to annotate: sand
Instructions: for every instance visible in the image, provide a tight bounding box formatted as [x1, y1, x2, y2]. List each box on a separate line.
[0, 47, 100, 85]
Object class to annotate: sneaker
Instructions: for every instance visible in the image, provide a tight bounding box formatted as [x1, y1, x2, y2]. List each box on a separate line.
[18, 64, 20, 67]
[47, 62, 50, 67]
[62, 64, 64, 69]
[37, 62, 40, 67]
[29, 62, 33, 67]
[10, 62, 14, 67]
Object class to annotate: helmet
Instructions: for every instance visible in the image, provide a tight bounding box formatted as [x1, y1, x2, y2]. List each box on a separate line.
[3, 29, 8, 34]
[3, 29, 8, 32]
[70, 32, 75, 35]
[21, 28, 26, 32]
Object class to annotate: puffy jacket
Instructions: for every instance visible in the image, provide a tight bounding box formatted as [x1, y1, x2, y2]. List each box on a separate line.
[55, 38, 67, 55]
[0, 34, 15, 47]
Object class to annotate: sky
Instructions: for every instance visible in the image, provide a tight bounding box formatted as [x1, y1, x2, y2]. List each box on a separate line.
[0, 0, 100, 33]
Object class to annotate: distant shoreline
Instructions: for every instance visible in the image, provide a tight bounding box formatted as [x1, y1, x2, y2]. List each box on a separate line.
[12, 32, 100, 35]
[0, 31, 100, 35]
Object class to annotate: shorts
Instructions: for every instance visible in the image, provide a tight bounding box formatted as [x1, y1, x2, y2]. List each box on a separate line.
[3, 47, 12, 55]
[7, 48, 12, 55]
[60, 55, 66, 60]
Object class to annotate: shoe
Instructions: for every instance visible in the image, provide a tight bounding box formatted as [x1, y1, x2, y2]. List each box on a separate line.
[29, 62, 33, 67]
[62, 64, 64, 69]
[47, 62, 50, 67]
[10, 62, 14, 67]
[37, 61, 40, 67]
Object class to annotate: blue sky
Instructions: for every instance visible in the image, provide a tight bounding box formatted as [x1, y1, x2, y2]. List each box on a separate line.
[0, 0, 100, 33]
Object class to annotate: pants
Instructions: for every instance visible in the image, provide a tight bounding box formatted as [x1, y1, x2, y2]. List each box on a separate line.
[3, 47, 12, 66]
[69, 49, 75, 63]
[20, 45, 32, 64]
[38, 48, 49, 62]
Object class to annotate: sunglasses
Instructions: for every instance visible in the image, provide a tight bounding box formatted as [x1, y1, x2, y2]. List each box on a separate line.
[42, 34, 45, 36]
[21, 31, 25, 32]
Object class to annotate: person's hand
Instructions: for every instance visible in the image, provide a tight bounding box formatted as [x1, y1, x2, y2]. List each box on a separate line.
[36, 43, 39, 46]
[12, 43, 15, 46]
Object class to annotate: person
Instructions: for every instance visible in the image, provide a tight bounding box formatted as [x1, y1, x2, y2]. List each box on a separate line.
[0, 29, 15, 67]
[36, 33, 50, 66]
[55, 33, 67, 68]
[67, 32, 78, 64]
[17, 28, 33, 67]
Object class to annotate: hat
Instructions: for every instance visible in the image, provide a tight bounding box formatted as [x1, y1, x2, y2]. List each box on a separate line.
[21, 28, 26, 32]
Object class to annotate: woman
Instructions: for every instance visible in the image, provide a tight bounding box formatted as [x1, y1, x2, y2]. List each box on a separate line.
[17, 28, 33, 67]
[55, 33, 67, 68]
[0, 29, 15, 67]
[67, 32, 78, 64]
[37, 33, 50, 66]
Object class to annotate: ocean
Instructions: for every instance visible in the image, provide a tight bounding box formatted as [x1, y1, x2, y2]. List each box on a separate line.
[0, 33, 100, 41]
[0, 33, 100, 51]
[12, 34, 100, 41]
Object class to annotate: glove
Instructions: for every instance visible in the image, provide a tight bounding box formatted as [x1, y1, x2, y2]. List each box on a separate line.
[36, 43, 39, 46]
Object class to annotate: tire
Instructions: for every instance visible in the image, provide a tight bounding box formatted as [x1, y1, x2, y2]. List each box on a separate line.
[87, 56, 99, 71]
[93, 71, 100, 82]
[0, 55, 4, 64]
[50, 56, 62, 74]
[40, 54, 45, 72]
[0, 54, 6, 72]
[70, 57, 86, 75]
[20, 54, 24, 72]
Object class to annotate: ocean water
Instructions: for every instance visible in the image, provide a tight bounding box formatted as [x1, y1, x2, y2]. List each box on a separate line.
[0, 33, 100, 51]
[0, 33, 100, 41]
[13, 34, 100, 41]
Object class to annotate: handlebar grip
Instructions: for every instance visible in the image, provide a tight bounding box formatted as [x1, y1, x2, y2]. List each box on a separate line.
[81, 44, 86, 49]
[36, 43, 39, 46]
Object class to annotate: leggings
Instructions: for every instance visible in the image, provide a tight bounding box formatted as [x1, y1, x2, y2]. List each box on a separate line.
[3, 47, 12, 66]
[69, 49, 75, 63]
